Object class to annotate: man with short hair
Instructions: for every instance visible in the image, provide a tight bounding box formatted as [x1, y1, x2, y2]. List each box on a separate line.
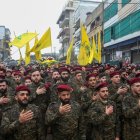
[122, 78, 140, 140]
[45, 84, 85, 140]
[1, 85, 45, 140]
[87, 82, 120, 140]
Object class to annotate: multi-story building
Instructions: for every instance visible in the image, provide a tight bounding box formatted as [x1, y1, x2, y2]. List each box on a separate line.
[85, 2, 104, 62]
[103, 0, 140, 64]
[0, 26, 11, 62]
[57, 0, 79, 60]
[73, 0, 101, 56]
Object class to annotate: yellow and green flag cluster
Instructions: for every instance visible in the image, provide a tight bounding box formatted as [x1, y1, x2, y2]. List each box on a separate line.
[66, 37, 74, 65]
[77, 24, 102, 65]
[10, 28, 52, 65]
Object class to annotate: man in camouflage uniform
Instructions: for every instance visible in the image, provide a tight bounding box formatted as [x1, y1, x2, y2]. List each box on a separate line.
[122, 78, 140, 140]
[51, 67, 77, 102]
[45, 84, 85, 140]
[1, 85, 45, 140]
[87, 82, 120, 140]
[0, 79, 15, 140]
[80, 73, 97, 140]
[71, 69, 85, 104]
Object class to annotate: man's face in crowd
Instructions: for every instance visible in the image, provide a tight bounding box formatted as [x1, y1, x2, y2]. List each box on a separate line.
[121, 72, 128, 79]
[88, 77, 96, 87]
[14, 75, 21, 83]
[25, 79, 32, 86]
[75, 73, 82, 81]
[31, 71, 41, 83]
[15, 91, 29, 107]
[58, 91, 71, 105]
[0, 70, 5, 77]
[0, 81, 7, 93]
[99, 76, 107, 83]
[111, 75, 120, 84]
[131, 82, 140, 95]
[98, 87, 109, 100]
[52, 71, 60, 80]
[110, 67, 115, 73]
[61, 71, 70, 82]
[6, 71, 12, 77]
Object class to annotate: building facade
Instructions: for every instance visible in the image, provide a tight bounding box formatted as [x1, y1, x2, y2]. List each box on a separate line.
[73, 0, 101, 56]
[57, 0, 79, 60]
[103, 0, 140, 64]
[0, 26, 11, 62]
[85, 2, 104, 63]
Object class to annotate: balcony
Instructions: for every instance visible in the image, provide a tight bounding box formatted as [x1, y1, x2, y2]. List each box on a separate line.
[57, 26, 70, 38]
[63, 1, 74, 12]
[59, 17, 69, 28]
[62, 35, 70, 43]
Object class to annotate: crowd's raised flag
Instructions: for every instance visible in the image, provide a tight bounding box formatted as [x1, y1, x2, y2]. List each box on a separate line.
[78, 24, 91, 66]
[33, 36, 42, 60]
[66, 37, 74, 64]
[25, 42, 31, 65]
[89, 37, 95, 64]
[18, 48, 23, 65]
[35, 27, 52, 52]
[9, 32, 37, 48]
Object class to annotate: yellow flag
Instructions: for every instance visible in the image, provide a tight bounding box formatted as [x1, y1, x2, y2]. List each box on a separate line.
[81, 24, 90, 49]
[32, 36, 42, 60]
[78, 46, 89, 66]
[89, 37, 95, 64]
[25, 42, 31, 65]
[18, 49, 23, 65]
[66, 37, 74, 64]
[92, 36, 98, 62]
[98, 31, 102, 63]
[35, 28, 52, 52]
[9, 33, 37, 48]
[77, 24, 90, 66]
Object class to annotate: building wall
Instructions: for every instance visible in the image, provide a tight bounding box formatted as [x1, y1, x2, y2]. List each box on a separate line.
[0, 26, 11, 62]
[103, 0, 140, 64]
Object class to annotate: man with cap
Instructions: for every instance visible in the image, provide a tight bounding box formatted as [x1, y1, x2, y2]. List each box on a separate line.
[24, 76, 32, 86]
[45, 84, 85, 140]
[13, 71, 23, 88]
[80, 73, 97, 140]
[87, 82, 120, 140]
[109, 71, 128, 101]
[29, 69, 50, 137]
[0, 79, 15, 140]
[5, 69, 15, 89]
[81, 73, 97, 110]
[0, 85, 45, 140]
[69, 67, 85, 104]
[122, 78, 140, 140]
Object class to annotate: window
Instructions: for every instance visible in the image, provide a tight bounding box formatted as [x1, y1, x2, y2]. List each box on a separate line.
[122, 0, 131, 7]
[104, 9, 140, 43]
[104, 0, 118, 22]
[104, 28, 111, 43]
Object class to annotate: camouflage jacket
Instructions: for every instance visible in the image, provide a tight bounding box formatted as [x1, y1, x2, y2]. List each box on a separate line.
[45, 101, 85, 140]
[87, 99, 120, 140]
[1, 103, 45, 140]
[0, 89, 15, 112]
[81, 87, 95, 112]
[122, 93, 140, 140]
[29, 82, 50, 114]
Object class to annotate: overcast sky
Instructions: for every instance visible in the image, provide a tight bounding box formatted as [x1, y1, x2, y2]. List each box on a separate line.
[0, 0, 67, 60]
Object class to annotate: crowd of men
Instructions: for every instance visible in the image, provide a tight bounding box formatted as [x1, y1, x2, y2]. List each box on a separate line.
[0, 61, 140, 140]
